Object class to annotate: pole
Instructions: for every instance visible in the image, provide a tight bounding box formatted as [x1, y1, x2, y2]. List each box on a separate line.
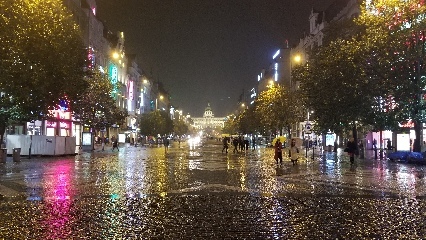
[29, 135, 32, 159]
[380, 130, 383, 159]
[305, 137, 308, 158]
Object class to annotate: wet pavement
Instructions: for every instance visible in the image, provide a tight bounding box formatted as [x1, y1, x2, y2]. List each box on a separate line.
[0, 141, 425, 239]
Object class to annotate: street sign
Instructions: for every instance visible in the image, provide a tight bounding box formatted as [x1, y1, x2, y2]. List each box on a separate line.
[304, 122, 312, 134]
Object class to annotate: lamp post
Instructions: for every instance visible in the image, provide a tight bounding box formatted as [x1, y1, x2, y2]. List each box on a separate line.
[305, 110, 313, 158]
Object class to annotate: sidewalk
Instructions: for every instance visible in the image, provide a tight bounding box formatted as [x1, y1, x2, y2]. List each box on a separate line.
[283, 146, 390, 162]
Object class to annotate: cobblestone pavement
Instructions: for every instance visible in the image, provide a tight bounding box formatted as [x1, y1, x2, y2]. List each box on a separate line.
[0, 141, 425, 239]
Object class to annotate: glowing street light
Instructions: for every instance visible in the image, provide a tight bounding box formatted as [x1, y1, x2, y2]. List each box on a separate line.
[294, 54, 301, 63]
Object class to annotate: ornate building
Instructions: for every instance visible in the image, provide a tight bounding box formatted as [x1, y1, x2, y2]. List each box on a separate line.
[191, 103, 226, 131]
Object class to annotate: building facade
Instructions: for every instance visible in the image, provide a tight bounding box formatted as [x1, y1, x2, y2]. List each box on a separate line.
[191, 103, 226, 131]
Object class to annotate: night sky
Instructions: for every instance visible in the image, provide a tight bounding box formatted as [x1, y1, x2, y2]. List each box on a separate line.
[96, 0, 335, 117]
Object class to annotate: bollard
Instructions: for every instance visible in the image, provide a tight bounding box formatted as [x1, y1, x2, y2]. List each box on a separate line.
[13, 148, 21, 162]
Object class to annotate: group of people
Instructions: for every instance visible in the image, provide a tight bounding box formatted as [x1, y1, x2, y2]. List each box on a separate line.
[221, 136, 254, 154]
[274, 138, 300, 165]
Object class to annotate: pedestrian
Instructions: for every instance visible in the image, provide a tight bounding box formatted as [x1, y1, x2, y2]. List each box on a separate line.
[346, 137, 357, 164]
[244, 138, 249, 151]
[112, 139, 119, 151]
[164, 137, 170, 153]
[274, 138, 283, 164]
[233, 137, 239, 153]
[222, 137, 229, 153]
[387, 139, 393, 151]
[252, 137, 256, 150]
[101, 136, 105, 151]
[290, 138, 300, 165]
[358, 140, 365, 159]
[238, 136, 244, 152]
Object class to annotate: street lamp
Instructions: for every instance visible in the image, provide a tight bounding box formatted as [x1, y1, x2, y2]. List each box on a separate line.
[112, 51, 120, 60]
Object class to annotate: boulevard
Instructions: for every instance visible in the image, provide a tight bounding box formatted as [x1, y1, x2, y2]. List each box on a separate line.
[0, 140, 425, 239]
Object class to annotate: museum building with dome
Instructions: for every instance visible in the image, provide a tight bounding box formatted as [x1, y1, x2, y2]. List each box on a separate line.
[191, 103, 226, 130]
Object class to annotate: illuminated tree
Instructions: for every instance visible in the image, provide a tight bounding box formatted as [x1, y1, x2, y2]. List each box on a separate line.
[296, 37, 371, 139]
[297, 0, 426, 151]
[355, 0, 426, 151]
[72, 69, 127, 133]
[222, 116, 238, 135]
[255, 84, 304, 136]
[0, 0, 87, 129]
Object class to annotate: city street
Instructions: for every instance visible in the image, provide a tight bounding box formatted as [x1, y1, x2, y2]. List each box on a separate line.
[0, 140, 425, 239]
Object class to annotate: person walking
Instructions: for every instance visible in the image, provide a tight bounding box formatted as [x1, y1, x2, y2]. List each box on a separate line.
[274, 138, 283, 164]
[233, 137, 239, 153]
[222, 137, 229, 153]
[164, 137, 170, 153]
[244, 137, 249, 151]
[238, 136, 244, 152]
[252, 137, 256, 150]
[346, 137, 357, 164]
[112, 139, 119, 151]
[290, 139, 300, 165]
[358, 140, 365, 159]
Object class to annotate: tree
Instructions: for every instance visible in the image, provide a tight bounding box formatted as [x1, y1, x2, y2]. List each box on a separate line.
[173, 118, 189, 137]
[0, 95, 26, 144]
[222, 116, 238, 135]
[138, 111, 173, 137]
[297, 38, 370, 137]
[72, 69, 127, 133]
[255, 84, 304, 136]
[236, 104, 261, 135]
[0, 0, 87, 121]
[354, 0, 426, 151]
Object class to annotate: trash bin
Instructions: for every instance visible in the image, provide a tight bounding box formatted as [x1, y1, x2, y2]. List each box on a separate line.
[13, 148, 21, 162]
[0, 148, 6, 163]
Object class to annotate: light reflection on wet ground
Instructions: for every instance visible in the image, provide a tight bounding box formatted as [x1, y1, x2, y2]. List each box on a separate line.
[0, 141, 425, 238]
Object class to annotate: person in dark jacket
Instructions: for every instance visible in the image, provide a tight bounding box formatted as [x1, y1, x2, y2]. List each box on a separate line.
[346, 137, 357, 164]
[233, 137, 239, 153]
[222, 137, 229, 153]
[274, 138, 283, 164]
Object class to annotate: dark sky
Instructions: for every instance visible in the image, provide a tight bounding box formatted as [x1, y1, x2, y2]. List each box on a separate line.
[96, 0, 335, 117]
